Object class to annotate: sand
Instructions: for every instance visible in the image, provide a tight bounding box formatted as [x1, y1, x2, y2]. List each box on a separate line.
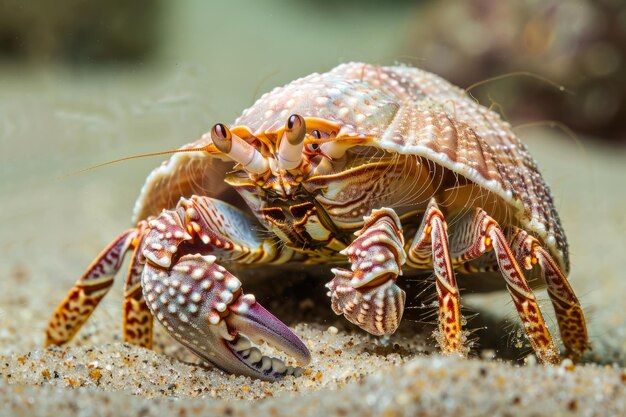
[1, 126, 625, 416]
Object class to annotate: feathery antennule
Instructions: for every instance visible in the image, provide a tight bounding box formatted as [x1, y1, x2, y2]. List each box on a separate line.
[463, 71, 573, 105]
[513, 120, 587, 155]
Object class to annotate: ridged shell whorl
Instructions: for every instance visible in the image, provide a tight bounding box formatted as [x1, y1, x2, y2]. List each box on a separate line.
[236, 62, 568, 272]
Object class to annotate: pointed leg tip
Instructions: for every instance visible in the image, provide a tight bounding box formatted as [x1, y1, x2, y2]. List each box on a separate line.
[44, 335, 59, 347]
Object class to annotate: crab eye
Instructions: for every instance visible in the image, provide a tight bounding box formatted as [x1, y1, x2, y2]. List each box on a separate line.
[285, 114, 306, 145]
[305, 142, 320, 153]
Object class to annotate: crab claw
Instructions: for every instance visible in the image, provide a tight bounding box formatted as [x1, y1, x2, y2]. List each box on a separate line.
[142, 254, 310, 380]
[327, 268, 406, 336]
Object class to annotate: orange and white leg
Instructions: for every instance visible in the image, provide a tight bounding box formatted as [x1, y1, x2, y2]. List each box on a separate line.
[448, 208, 560, 364]
[510, 229, 588, 361]
[407, 199, 463, 354]
[46, 228, 138, 346]
[123, 221, 153, 348]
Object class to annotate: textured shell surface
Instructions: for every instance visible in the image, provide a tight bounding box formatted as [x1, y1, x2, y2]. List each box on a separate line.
[133, 62, 568, 272]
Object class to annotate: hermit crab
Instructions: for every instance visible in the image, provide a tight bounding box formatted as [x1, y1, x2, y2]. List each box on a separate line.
[46, 63, 588, 380]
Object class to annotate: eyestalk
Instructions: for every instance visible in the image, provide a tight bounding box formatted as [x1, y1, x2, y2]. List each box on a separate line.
[211, 123, 269, 174]
[277, 114, 306, 170]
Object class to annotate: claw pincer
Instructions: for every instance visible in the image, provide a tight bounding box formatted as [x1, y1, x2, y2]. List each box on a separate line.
[142, 254, 309, 380]
[138, 197, 310, 380]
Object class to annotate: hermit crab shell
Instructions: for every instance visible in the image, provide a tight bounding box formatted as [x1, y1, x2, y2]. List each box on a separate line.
[133, 62, 568, 273]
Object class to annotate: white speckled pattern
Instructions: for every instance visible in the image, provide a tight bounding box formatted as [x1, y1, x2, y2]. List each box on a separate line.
[237, 63, 567, 271]
[133, 62, 568, 271]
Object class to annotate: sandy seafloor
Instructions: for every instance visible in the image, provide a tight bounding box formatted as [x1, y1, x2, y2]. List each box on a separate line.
[1, 71, 626, 415]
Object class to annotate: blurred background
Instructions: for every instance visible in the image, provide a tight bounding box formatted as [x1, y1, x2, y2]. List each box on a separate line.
[1, 0, 626, 366]
[1, 0, 625, 289]
[1, 0, 625, 272]
[2, 0, 625, 145]
[2, 0, 624, 256]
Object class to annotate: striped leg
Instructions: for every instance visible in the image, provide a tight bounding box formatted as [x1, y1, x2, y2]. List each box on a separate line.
[408, 199, 463, 354]
[510, 229, 588, 361]
[123, 221, 153, 348]
[326, 208, 407, 336]
[448, 208, 560, 364]
[46, 228, 138, 346]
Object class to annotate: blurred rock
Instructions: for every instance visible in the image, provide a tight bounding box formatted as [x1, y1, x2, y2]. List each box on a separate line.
[0, 0, 162, 64]
[402, 0, 626, 143]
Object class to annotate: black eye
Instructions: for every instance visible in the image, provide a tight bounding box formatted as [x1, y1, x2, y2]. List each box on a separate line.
[311, 130, 321, 139]
[306, 143, 320, 152]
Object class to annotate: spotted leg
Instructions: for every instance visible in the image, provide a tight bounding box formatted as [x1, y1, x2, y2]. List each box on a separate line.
[510, 229, 588, 361]
[448, 208, 560, 364]
[326, 208, 407, 336]
[46, 228, 138, 346]
[140, 195, 310, 380]
[123, 221, 153, 348]
[407, 199, 464, 354]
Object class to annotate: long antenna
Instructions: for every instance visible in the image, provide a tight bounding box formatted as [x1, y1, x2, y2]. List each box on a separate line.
[59, 146, 211, 179]
[464, 71, 573, 105]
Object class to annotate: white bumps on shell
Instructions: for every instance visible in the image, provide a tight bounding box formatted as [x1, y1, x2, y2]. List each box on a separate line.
[226, 62, 569, 271]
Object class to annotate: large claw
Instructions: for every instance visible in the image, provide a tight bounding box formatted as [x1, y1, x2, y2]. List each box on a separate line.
[142, 254, 310, 380]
